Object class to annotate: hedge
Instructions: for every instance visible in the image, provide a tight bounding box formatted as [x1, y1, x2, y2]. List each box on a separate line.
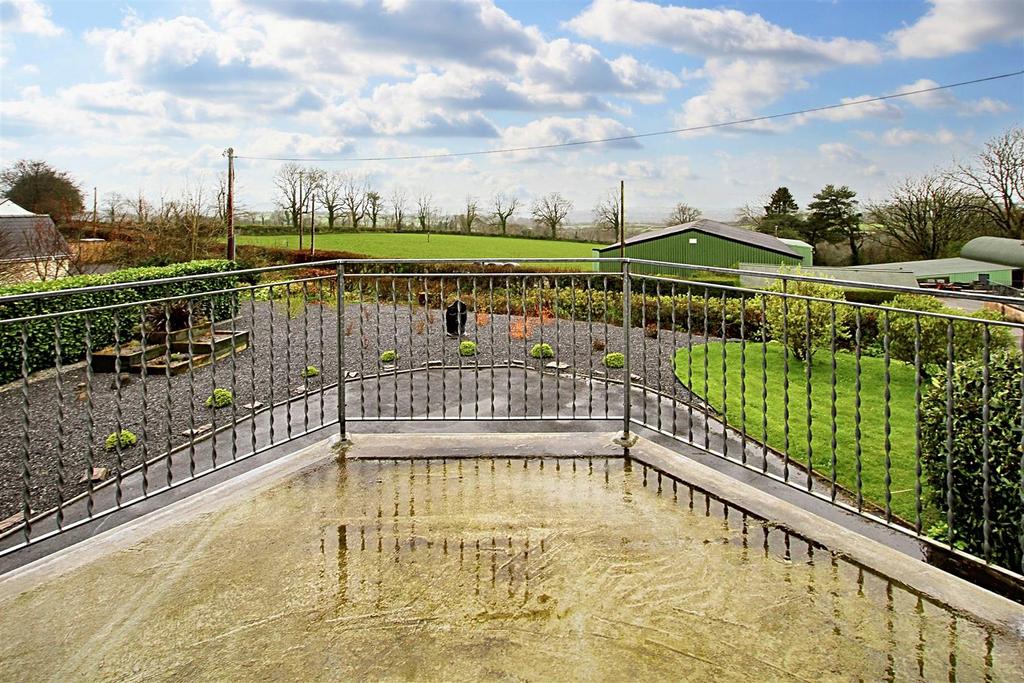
[920, 351, 1023, 571]
[0, 260, 239, 384]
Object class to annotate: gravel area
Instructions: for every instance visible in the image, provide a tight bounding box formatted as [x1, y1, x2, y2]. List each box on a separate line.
[0, 300, 707, 521]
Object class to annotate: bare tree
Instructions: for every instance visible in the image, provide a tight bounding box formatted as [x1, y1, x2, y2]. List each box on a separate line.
[460, 195, 479, 234]
[316, 171, 344, 230]
[390, 187, 409, 232]
[134, 190, 152, 223]
[366, 191, 383, 230]
[870, 175, 985, 260]
[951, 126, 1024, 239]
[341, 173, 368, 230]
[274, 163, 314, 233]
[416, 194, 434, 234]
[491, 192, 519, 236]
[102, 192, 131, 225]
[592, 189, 620, 232]
[666, 202, 701, 225]
[531, 193, 573, 239]
[21, 217, 90, 280]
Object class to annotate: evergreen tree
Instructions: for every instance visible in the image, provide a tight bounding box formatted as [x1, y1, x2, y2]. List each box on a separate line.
[808, 184, 863, 264]
[1, 159, 84, 222]
[760, 187, 802, 238]
[764, 187, 798, 217]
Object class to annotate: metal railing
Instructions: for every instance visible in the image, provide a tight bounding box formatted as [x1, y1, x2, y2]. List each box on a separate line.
[0, 257, 1021, 587]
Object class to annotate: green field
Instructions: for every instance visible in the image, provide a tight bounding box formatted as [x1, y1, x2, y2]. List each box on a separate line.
[238, 232, 600, 262]
[675, 341, 933, 525]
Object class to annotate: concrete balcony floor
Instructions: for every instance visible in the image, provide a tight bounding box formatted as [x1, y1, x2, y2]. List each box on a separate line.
[1, 433, 1021, 681]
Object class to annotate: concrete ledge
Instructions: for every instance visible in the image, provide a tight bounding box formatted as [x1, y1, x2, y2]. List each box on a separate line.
[343, 431, 625, 460]
[628, 436, 1024, 640]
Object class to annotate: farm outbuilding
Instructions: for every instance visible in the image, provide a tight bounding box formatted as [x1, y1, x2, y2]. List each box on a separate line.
[592, 219, 803, 275]
[851, 236, 1024, 289]
[0, 198, 70, 282]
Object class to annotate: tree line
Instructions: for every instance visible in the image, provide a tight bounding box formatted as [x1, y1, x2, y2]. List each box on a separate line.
[273, 163, 581, 243]
[738, 126, 1022, 265]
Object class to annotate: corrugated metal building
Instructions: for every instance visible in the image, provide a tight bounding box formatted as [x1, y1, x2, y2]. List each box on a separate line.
[592, 219, 803, 275]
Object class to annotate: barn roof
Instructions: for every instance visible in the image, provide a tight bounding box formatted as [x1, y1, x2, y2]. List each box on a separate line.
[598, 219, 799, 258]
[0, 200, 68, 261]
[960, 236, 1024, 269]
[856, 257, 1011, 278]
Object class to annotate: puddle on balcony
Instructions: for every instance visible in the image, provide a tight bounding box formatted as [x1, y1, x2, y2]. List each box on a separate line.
[0, 457, 1021, 681]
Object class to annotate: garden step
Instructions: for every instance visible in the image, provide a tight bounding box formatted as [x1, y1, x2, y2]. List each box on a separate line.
[168, 329, 250, 355]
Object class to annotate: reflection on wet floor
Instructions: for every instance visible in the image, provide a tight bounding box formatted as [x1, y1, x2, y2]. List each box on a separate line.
[1, 457, 1021, 681]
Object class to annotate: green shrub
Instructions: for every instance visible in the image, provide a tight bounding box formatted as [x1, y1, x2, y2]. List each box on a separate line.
[301, 365, 320, 378]
[0, 260, 238, 384]
[884, 294, 1013, 367]
[529, 343, 554, 359]
[105, 430, 137, 451]
[761, 274, 851, 361]
[204, 388, 234, 409]
[379, 349, 397, 363]
[603, 352, 625, 368]
[459, 341, 477, 356]
[920, 351, 1022, 570]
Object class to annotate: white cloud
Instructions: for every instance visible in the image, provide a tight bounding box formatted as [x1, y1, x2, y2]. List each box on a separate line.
[891, 0, 1024, 58]
[498, 115, 638, 161]
[962, 97, 1011, 115]
[568, 0, 881, 65]
[0, 0, 62, 37]
[880, 127, 957, 146]
[818, 142, 864, 164]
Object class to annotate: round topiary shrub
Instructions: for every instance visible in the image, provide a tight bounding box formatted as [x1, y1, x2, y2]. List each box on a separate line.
[301, 365, 320, 378]
[920, 350, 1022, 570]
[529, 343, 554, 359]
[379, 350, 397, 363]
[603, 352, 625, 368]
[204, 388, 234, 409]
[105, 430, 137, 451]
[459, 341, 478, 356]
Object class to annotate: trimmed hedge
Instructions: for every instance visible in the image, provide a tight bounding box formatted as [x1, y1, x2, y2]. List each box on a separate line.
[0, 260, 239, 384]
[920, 351, 1023, 570]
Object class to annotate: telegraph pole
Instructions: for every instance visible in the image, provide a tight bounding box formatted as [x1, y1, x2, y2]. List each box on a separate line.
[92, 187, 98, 237]
[618, 179, 625, 260]
[224, 148, 235, 261]
[309, 192, 316, 257]
[298, 171, 304, 252]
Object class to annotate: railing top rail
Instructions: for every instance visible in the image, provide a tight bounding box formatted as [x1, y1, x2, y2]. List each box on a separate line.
[0, 258, 621, 307]
[630, 271, 1024, 330]
[2, 254, 1021, 310]
[625, 258, 1024, 307]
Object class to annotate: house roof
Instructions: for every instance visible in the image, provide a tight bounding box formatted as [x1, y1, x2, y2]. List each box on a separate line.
[856, 257, 1011, 278]
[0, 198, 39, 217]
[0, 213, 68, 261]
[960, 236, 1024, 269]
[598, 219, 799, 258]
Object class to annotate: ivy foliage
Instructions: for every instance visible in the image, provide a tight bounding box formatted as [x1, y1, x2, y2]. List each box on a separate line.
[0, 260, 238, 384]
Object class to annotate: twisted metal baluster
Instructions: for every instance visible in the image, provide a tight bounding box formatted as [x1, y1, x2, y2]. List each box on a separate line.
[53, 320, 66, 528]
[19, 322, 31, 542]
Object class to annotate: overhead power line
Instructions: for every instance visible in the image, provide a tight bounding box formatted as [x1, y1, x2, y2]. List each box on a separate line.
[236, 70, 1024, 163]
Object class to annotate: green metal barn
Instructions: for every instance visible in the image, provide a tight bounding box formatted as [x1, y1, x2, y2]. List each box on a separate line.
[592, 219, 804, 275]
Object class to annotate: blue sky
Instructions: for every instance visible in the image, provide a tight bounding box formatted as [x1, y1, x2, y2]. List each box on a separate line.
[1, 0, 1021, 222]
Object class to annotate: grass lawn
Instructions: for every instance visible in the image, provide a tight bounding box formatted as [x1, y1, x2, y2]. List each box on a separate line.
[674, 341, 935, 526]
[238, 232, 600, 265]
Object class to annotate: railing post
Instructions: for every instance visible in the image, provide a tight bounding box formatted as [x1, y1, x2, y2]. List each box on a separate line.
[620, 259, 632, 446]
[336, 261, 349, 442]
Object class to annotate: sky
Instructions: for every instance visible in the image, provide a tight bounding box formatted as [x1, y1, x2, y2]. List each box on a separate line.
[0, 0, 1021, 222]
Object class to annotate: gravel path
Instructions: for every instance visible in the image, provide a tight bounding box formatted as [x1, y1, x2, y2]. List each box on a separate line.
[0, 300, 711, 520]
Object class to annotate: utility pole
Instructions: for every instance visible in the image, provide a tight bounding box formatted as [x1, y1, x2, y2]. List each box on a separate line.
[92, 187, 98, 237]
[224, 148, 235, 261]
[310, 192, 316, 257]
[618, 179, 625, 261]
[298, 171, 304, 252]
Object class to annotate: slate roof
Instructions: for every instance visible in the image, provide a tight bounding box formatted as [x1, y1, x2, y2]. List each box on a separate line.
[598, 219, 799, 258]
[0, 200, 69, 261]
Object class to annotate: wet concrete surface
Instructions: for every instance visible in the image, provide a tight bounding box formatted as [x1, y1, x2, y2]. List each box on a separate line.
[1, 368, 920, 573]
[1, 456, 1021, 681]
